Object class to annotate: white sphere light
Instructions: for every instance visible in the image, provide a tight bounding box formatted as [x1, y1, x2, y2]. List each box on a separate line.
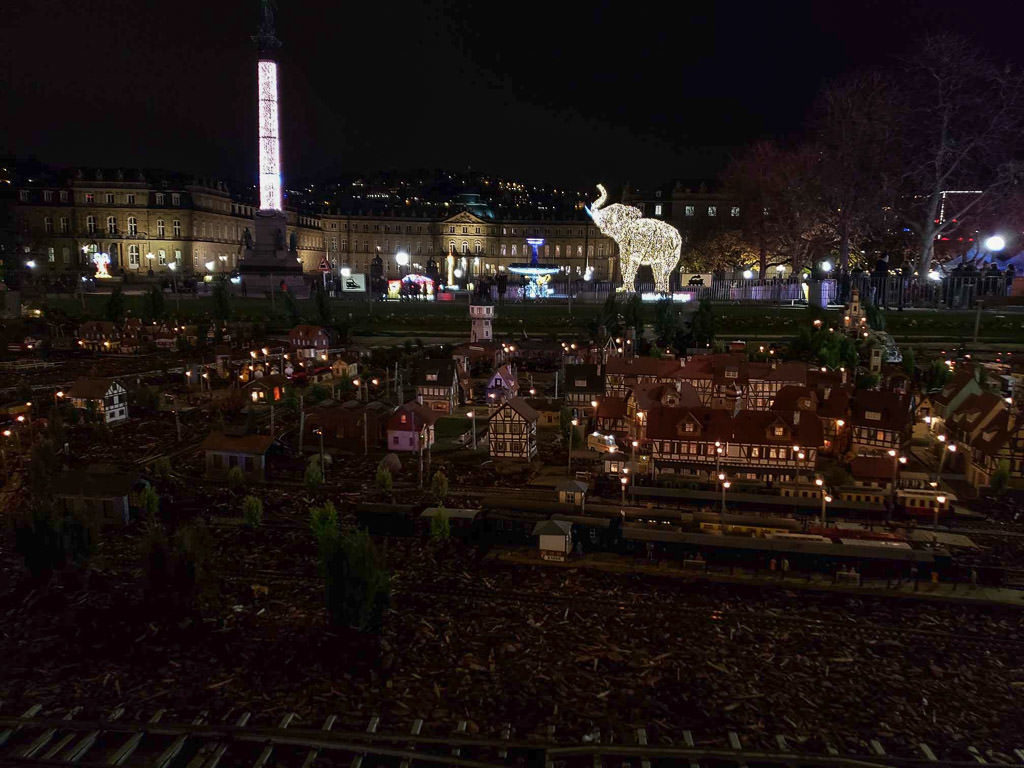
[742, 269, 753, 280]
[821, 260, 832, 273]
[340, 267, 351, 277]
[985, 235, 1005, 252]
[454, 268, 464, 279]
[395, 251, 410, 266]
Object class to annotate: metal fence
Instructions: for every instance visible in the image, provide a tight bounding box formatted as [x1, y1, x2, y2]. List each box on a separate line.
[486, 270, 1012, 309]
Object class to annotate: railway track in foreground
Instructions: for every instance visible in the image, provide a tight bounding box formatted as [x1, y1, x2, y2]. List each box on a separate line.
[2, 706, 1022, 768]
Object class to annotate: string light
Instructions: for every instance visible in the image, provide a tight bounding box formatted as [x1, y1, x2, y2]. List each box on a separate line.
[588, 184, 681, 294]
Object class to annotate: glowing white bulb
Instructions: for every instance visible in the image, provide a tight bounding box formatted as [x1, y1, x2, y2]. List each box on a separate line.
[821, 260, 832, 273]
[742, 269, 753, 279]
[395, 251, 410, 267]
[984, 235, 1005, 252]
[340, 267, 351, 277]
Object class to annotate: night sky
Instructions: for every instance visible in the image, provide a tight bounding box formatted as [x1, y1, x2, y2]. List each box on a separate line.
[3, 0, 1022, 189]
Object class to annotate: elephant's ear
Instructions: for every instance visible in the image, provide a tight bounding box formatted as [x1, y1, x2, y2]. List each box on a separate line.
[621, 205, 644, 220]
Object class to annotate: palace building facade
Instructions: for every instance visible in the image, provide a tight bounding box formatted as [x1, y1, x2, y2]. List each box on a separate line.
[14, 167, 619, 282]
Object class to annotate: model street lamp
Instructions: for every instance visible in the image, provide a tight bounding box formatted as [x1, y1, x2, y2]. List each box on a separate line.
[568, 418, 579, 475]
[620, 475, 629, 505]
[934, 495, 947, 542]
[466, 410, 476, 449]
[936, 435, 956, 486]
[312, 426, 325, 478]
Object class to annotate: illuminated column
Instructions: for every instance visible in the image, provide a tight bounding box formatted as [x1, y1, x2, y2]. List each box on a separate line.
[258, 60, 282, 212]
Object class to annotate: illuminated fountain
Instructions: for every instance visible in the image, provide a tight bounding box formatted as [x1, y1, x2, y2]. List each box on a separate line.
[508, 237, 559, 299]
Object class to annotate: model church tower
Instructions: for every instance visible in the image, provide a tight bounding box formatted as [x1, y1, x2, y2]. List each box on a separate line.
[470, 301, 493, 343]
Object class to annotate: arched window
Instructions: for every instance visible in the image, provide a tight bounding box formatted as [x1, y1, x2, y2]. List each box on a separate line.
[127, 216, 137, 236]
[475, 241, 481, 253]
[461, 241, 468, 254]
[106, 216, 117, 234]
[128, 244, 140, 267]
[449, 241, 455, 253]
[173, 219, 181, 237]
[511, 245, 517, 257]
[156, 219, 165, 237]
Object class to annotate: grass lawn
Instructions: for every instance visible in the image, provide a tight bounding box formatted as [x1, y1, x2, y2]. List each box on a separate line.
[28, 293, 1024, 342]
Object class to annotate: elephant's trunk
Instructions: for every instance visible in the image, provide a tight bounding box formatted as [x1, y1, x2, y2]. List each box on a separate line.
[592, 184, 608, 211]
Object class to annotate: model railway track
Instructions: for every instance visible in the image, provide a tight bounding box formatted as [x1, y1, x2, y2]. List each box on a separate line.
[2, 706, 1021, 768]
[217, 568, 1024, 651]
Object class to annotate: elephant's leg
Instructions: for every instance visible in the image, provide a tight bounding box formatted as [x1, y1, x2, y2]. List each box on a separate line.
[652, 260, 674, 294]
[619, 252, 640, 292]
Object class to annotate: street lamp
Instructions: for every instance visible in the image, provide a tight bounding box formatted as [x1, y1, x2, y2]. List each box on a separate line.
[466, 410, 476, 449]
[714, 440, 723, 475]
[720, 478, 731, 513]
[936, 435, 956, 486]
[568, 418, 579, 475]
[312, 426, 325, 478]
[621, 475, 629, 505]
[340, 266, 352, 278]
[396, 250, 410, 278]
[984, 235, 1006, 252]
[934, 495, 947, 542]
[631, 439, 639, 470]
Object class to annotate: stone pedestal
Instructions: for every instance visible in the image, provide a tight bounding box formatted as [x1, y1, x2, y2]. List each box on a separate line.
[238, 209, 307, 297]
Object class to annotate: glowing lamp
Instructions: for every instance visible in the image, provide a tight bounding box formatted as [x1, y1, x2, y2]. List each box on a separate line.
[824, 495, 832, 503]
[742, 269, 753, 279]
[821, 261, 832, 273]
[948, 444, 957, 453]
[205, 261, 216, 271]
[340, 267, 351, 277]
[454, 268, 464, 278]
[723, 481, 731, 489]
[571, 419, 578, 426]
[927, 270, 941, 281]
[937, 495, 946, 504]
[25, 260, 36, 269]
[395, 251, 410, 267]
[984, 235, 1005, 251]
[836, 419, 845, 428]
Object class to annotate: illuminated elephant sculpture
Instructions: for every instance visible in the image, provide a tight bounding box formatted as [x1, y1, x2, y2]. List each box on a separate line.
[588, 183, 681, 294]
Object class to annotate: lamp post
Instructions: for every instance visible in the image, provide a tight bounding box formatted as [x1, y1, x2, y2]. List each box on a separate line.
[936, 435, 956, 486]
[167, 260, 180, 314]
[621, 475, 628, 505]
[714, 440, 723, 475]
[934, 495, 947, 543]
[568, 418, 578, 475]
[312, 426, 325, 481]
[631, 439, 639, 472]
[815, 477, 830, 524]
[467, 410, 476, 449]
[396, 250, 410, 280]
[718, 472, 729, 513]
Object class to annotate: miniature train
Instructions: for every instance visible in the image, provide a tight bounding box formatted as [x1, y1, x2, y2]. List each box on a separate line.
[353, 498, 961, 582]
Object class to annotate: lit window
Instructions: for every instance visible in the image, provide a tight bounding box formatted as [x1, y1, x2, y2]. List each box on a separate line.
[44, 217, 53, 233]
[685, 206, 694, 216]
[173, 219, 181, 237]
[106, 216, 117, 234]
[448, 225, 455, 233]
[708, 206, 717, 216]
[128, 244, 140, 267]
[731, 206, 740, 217]
[86, 215, 96, 234]
[171, 193, 180, 206]
[157, 219, 165, 237]
[174, 249, 182, 263]
[654, 204, 662, 216]
[47, 247, 55, 263]
[85, 193, 94, 203]
[43, 190, 53, 202]
[158, 249, 166, 265]
[127, 216, 137, 236]
[59, 216, 69, 233]
[773, 426, 784, 436]
[155, 193, 165, 205]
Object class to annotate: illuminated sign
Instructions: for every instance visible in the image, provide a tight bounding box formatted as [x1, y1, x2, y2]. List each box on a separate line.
[341, 273, 367, 292]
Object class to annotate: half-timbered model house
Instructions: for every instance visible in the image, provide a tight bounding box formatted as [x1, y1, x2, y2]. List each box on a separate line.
[488, 397, 539, 461]
[603, 356, 683, 397]
[626, 381, 702, 441]
[563, 364, 604, 420]
[849, 390, 911, 457]
[77, 320, 122, 352]
[646, 405, 823, 484]
[594, 395, 630, 436]
[66, 377, 129, 424]
[414, 360, 460, 414]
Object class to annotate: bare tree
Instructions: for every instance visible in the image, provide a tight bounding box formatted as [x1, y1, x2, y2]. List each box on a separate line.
[886, 35, 1024, 277]
[811, 71, 899, 273]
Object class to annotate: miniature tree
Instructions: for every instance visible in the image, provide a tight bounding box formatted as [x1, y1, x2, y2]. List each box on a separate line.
[153, 456, 172, 481]
[316, 525, 390, 632]
[375, 464, 393, 493]
[227, 465, 246, 490]
[430, 470, 449, 504]
[990, 461, 1010, 497]
[305, 457, 325, 491]
[430, 507, 450, 541]
[242, 495, 263, 528]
